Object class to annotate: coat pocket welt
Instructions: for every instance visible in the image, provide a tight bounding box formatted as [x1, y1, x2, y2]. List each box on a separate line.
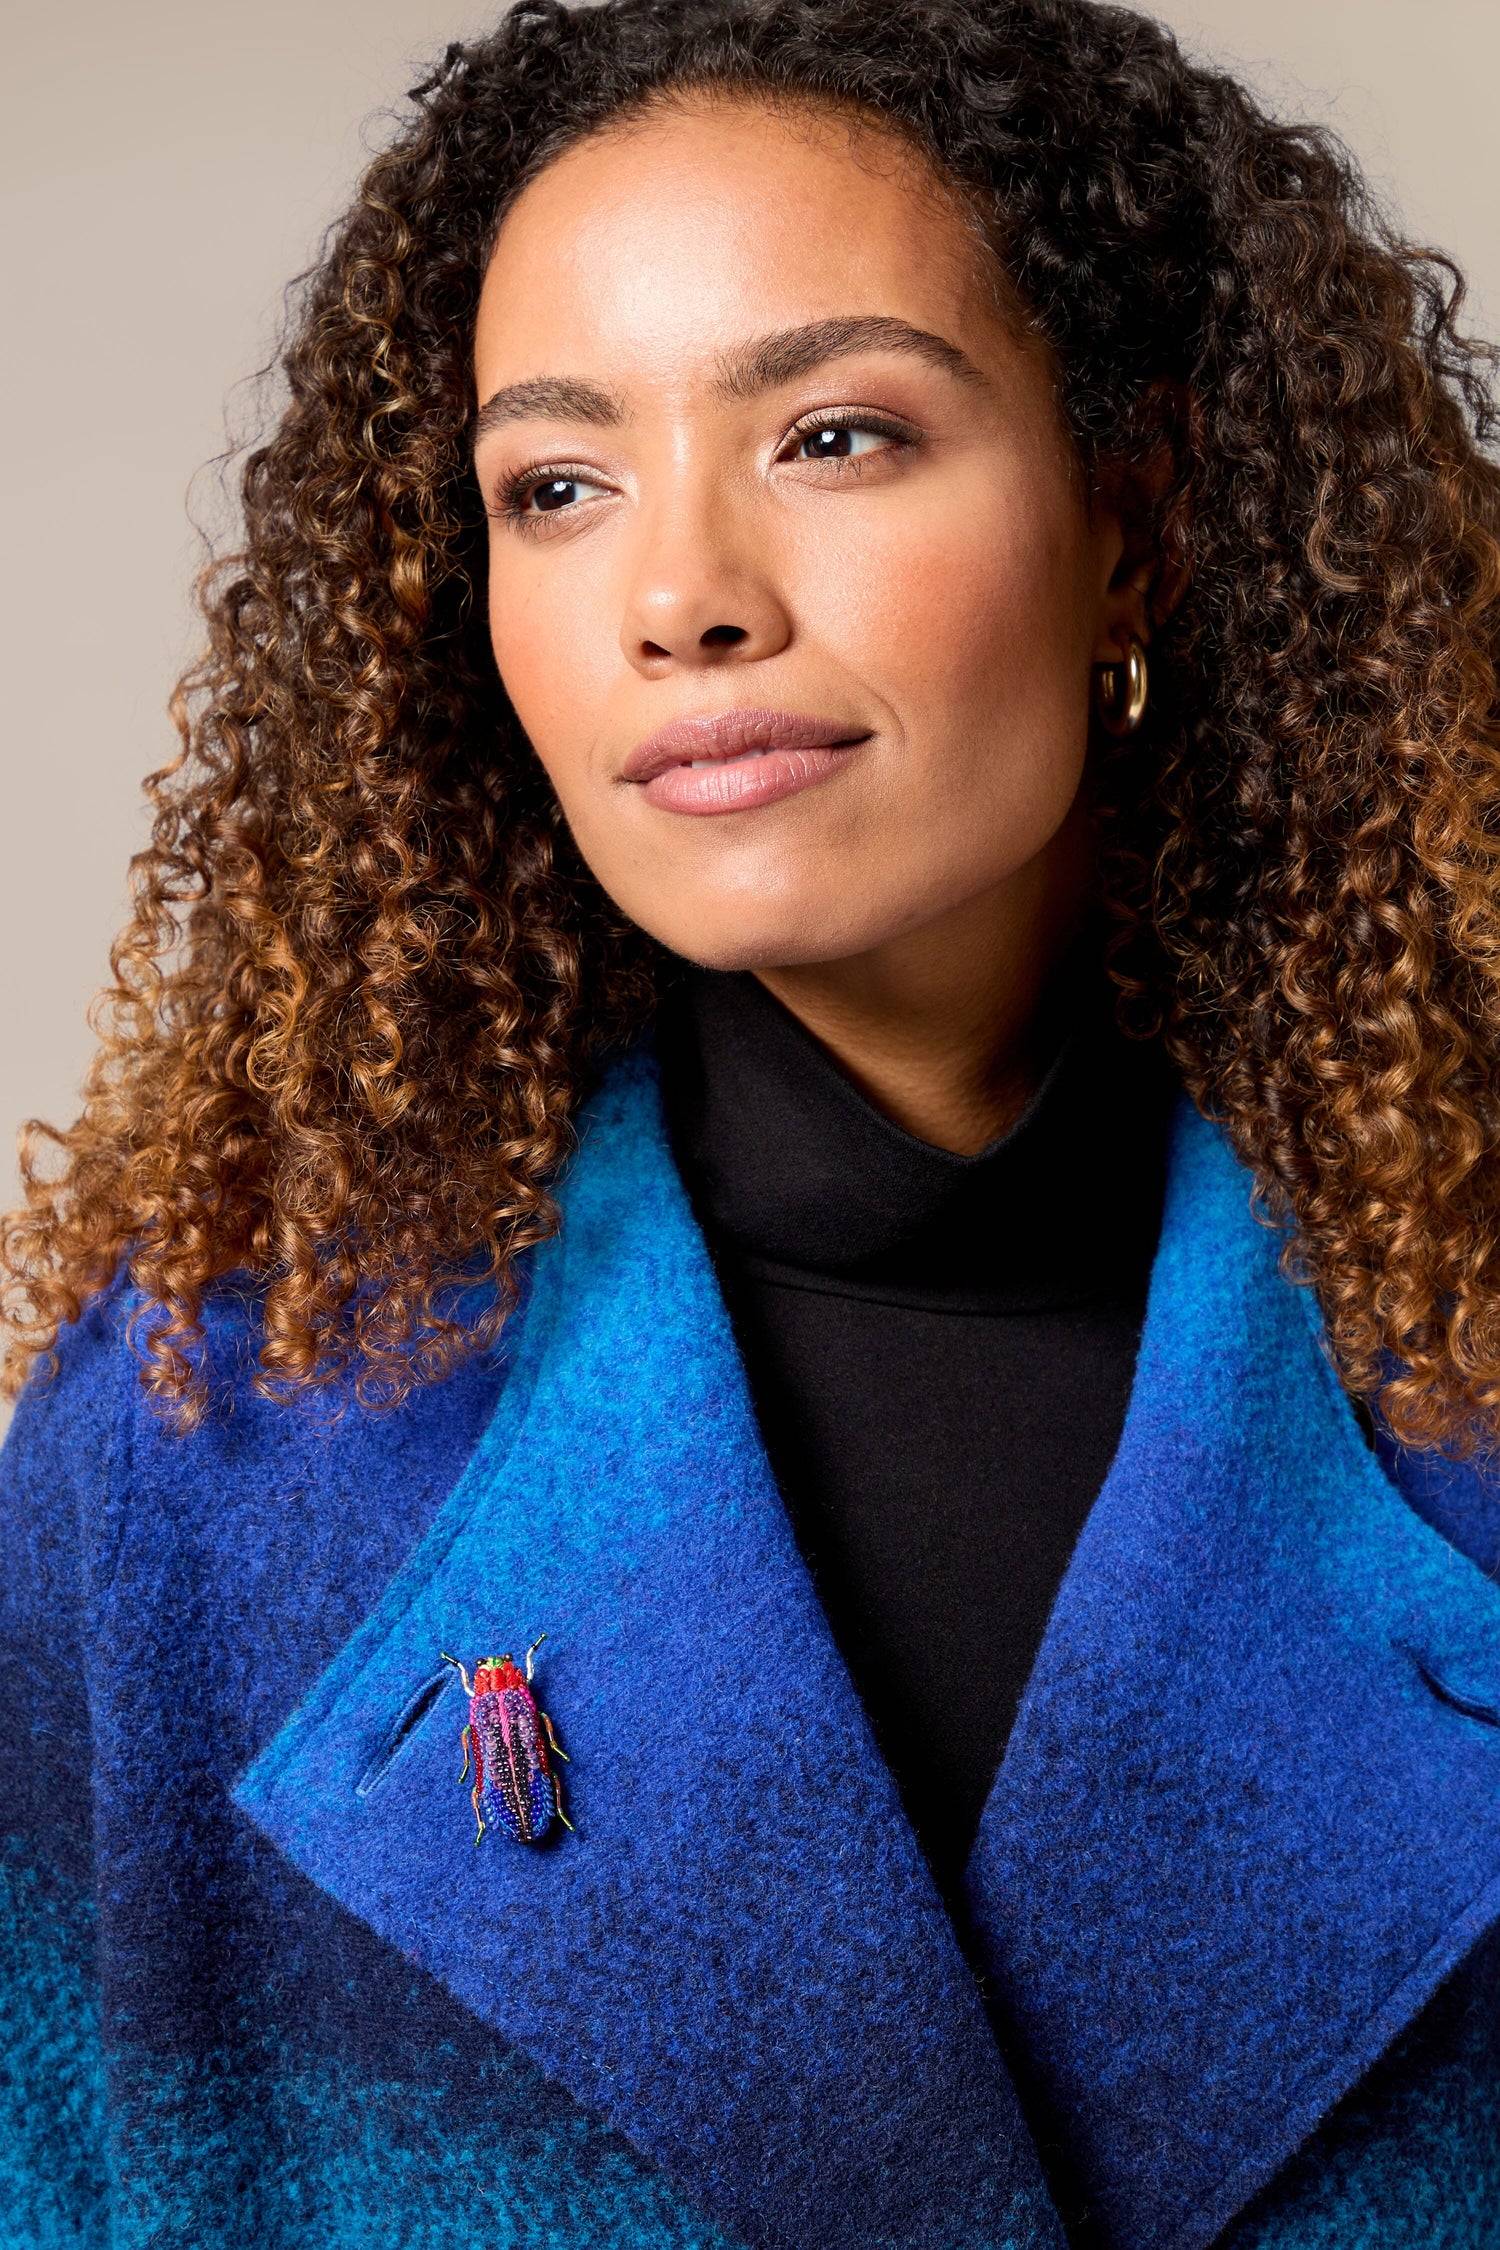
[354, 1667, 454, 1798]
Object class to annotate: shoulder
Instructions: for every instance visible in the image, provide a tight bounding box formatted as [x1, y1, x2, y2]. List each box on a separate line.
[2, 1276, 510, 1600]
[1, 1281, 137, 1551]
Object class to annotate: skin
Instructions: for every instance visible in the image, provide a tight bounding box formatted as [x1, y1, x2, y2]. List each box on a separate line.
[474, 95, 1162, 1152]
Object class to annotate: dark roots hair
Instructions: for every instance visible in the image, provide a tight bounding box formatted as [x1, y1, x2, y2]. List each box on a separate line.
[6, 0, 1500, 1449]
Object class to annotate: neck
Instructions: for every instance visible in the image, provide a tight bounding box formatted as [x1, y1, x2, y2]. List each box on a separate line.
[752, 799, 1099, 1155]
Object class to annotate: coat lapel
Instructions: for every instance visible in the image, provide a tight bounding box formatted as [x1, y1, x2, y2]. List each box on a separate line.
[966, 1097, 1500, 2250]
[233, 1047, 1063, 2250]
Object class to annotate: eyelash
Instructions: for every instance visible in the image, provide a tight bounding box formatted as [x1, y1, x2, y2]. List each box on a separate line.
[490, 408, 921, 529]
[777, 408, 920, 465]
[491, 463, 601, 529]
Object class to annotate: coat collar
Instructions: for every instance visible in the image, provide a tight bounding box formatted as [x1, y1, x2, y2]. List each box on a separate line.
[234, 1046, 1500, 2250]
[967, 1097, 1500, 2250]
[233, 1045, 1064, 2250]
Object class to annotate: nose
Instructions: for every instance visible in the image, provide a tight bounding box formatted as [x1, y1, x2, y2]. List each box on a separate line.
[619, 489, 792, 677]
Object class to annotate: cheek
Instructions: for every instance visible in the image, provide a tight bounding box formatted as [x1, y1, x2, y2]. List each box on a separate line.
[793, 469, 1094, 803]
[486, 541, 618, 791]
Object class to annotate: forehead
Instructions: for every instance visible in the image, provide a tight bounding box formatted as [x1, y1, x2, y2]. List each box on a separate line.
[474, 96, 1003, 395]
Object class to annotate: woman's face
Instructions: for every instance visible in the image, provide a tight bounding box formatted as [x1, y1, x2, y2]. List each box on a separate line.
[474, 96, 1137, 972]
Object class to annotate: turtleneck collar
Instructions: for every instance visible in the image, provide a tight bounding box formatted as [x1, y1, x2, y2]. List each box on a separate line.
[654, 950, 1178, 1313]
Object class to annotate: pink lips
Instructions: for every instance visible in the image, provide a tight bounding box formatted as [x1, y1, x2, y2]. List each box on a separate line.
[621, 707, 869, 816]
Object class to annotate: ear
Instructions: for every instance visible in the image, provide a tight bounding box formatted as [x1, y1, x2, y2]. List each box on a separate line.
[1089, 382, 1192, 665]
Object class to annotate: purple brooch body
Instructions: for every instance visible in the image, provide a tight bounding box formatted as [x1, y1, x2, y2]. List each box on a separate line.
[441, 1635, 573, 1846]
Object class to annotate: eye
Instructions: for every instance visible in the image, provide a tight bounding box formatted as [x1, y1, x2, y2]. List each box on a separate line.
[778, 410, 918, 472]
[521, 474, 602, 515]
[514, 473, 610, 518]
[794, 423, 891, 462]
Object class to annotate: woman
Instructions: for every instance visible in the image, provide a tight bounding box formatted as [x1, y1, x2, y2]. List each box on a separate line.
[4, 0, 1499, 2243]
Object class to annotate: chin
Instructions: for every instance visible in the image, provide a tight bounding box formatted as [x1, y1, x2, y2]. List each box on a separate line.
[653, 923, 854, 975]
[622, 884, 933, 975]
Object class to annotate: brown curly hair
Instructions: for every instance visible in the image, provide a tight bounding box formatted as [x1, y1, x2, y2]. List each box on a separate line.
[6, 0, 1500, 1452]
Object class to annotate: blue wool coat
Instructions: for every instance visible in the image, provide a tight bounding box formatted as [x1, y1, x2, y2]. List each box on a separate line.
[3, 1043, 1500, 2250]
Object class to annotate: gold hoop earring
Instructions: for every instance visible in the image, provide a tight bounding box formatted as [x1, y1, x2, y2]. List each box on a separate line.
[1093, 635, 1149, 735]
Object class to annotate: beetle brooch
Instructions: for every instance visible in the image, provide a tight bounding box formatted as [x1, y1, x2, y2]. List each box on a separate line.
[440, 1635, 574, 1847]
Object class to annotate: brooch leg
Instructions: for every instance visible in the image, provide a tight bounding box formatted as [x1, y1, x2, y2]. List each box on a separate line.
[550, 1767, 577, 1835]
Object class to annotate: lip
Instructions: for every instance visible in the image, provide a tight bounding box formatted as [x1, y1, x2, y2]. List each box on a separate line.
[621, 707, 870, 817]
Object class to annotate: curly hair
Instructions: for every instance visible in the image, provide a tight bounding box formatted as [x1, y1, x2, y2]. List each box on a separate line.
[6, 0, 1500, 1451]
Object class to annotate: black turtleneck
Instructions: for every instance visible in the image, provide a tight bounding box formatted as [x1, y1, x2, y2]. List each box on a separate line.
[655, 961, 1179, 1906]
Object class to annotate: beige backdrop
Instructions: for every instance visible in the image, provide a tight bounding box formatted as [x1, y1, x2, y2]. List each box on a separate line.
[2, 1, 1496, 1326]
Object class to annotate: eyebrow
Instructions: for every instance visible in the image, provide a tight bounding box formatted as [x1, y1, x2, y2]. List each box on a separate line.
[715, 315, 987, 400]
[471, 375, 624, 447]
[470, 315, 985, 450]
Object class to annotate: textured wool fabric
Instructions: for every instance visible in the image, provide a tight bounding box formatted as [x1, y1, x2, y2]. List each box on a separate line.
[0, 1266, 744, 2250]
[233, 1047, 1061, 2250]
[3, 1040, 1500, 2250]
[970, 1097, 1500, 2250]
